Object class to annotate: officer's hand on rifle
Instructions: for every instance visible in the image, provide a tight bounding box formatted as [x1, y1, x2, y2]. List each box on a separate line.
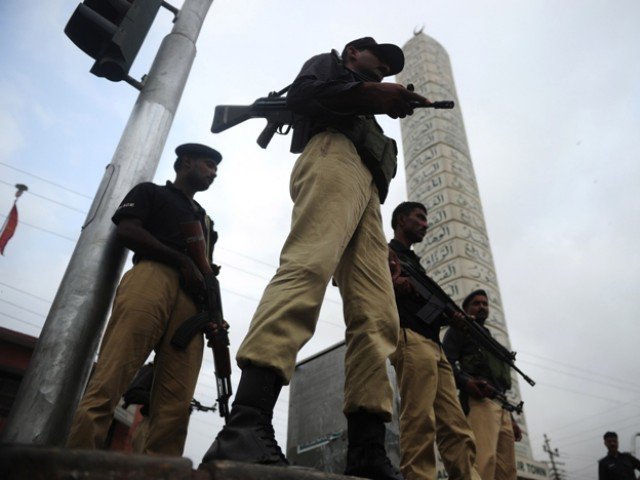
[388, 248, 415, 295]
[361, 83, 430, 119]
[388, 247, 402, 281]
[447, 311, 468, 330]
[179, 255, 206, 297]
[393, 276, 414, 295]
[204, 320, 230, 340]
[466, 377, 490, 399]
[511, 416, 523, 441]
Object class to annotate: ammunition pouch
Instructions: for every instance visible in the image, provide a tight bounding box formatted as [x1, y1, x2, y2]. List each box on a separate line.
[338, 116, 397, 203]
[461, 349, 512, 393]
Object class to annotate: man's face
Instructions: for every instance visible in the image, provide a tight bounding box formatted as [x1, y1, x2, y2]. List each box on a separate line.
[185, 156, 217, 191]
[604, 436, 618, 454]
[466, 295, 489, 323]
[349, 48, 391, 82]
[401, 208, 428, 244]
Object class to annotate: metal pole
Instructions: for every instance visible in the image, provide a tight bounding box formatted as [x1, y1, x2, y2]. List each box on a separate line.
[543, 434, 563, 480]
[1, 0, 214, 446]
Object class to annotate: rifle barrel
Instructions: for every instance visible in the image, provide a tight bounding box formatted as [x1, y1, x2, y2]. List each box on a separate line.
[399, 261, 535, 386]
[409, 100, 455, 109]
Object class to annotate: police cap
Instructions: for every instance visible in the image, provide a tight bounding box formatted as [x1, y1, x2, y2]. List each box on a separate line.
[462, 289, 488, 311]
[344, 37, 405, 76]
[174, 143, 222, 171]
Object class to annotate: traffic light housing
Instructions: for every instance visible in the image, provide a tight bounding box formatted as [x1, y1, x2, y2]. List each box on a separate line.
[64, 0, 162, 82]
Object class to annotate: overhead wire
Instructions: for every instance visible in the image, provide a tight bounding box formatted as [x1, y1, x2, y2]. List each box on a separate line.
[0, 213, 79, 242]
[0, 180, 88, 214]
[0, 298, 46, 318]
[519, 350, 640, 391]
[0, 161, 93, 199]
[0, 281, 53, 304]
[551, 413, 640, 445]
[0, 311, 42, 330]
[529, 395, 640, 441]
[520, 358, 640, 395]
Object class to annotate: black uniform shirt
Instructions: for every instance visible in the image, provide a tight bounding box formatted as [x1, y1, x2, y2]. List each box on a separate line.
[286, 50, 364, 152]
[599, 452, 640, 480]
[389, 239, 445, 343]
[287, 51, 362, 117]
[443, 325, 502, 390]
[112, 181, 216, 264]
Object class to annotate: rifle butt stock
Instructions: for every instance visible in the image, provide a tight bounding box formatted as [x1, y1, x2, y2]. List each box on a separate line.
[211, 105, 253, 133]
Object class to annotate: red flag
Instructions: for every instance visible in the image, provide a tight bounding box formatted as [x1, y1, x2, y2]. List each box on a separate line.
[0, 204, 18, 255]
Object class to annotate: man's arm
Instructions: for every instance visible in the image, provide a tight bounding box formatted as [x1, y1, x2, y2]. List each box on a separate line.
[322, 82, 429, 119]
[286, 53, 429, 119]
[510, 414, 522, 441]
[629, 453, 640, 471]
[388, 247, 414, 295]
[116, 218, 204, 294]
[442, 329, 465, 387]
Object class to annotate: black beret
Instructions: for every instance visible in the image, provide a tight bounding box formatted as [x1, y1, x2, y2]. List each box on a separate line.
[344, 37, 405, 76]
[175, 143, 222, 164]
[462, 289, 488, 311]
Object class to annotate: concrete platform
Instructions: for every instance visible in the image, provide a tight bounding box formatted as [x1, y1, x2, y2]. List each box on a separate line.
[0, 445, 359, 480]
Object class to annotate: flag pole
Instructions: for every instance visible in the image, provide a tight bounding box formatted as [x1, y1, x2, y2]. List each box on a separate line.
[0, 184, 28, 255]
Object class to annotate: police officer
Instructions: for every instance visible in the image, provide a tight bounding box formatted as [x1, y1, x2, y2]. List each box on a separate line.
[443, 289, 522, 480]
[388, 201, 481, 480]
[67, 143, 221, 456]
[203, 38, 428, 480]
[599, 431, 640, 480]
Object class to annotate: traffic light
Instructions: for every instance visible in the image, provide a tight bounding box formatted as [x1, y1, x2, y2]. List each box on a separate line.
[64, 0, 162, 82]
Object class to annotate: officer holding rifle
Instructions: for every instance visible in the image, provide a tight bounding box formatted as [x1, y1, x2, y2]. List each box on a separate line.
[443, 290, 522, 480]
[204, 37, 429, 480]
[67, 143, 222, 456]
[388, 201, 482, 480]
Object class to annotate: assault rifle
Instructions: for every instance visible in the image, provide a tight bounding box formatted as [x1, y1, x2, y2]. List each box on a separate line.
[210, 85, 455, 149]
[398, 260, 535, 387]
[171, 221, 232, 422]
[190, 398, 217, 414]
[458, 371, 524, 414]
[122, 363, 219, 416]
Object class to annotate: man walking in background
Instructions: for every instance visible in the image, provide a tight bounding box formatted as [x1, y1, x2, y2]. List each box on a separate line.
[598, 431, 640, 480]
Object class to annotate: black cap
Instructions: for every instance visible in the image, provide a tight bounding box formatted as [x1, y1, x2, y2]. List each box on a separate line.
[462, 289, 488, 311]
[344, 37, 405, 76]
[175, 143, 222, 163]
[174, 143, 222, 171]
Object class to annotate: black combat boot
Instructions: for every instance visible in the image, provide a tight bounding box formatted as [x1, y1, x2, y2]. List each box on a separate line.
[201, 365, 288, 466]
[344, 410, 403, 480]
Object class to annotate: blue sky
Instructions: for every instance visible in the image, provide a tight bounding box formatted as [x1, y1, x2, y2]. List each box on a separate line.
[1, 1, 640, 478]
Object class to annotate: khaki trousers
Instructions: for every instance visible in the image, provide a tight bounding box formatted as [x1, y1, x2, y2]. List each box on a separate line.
[391, 329, 481, 480]
[467, 397, 517, 480]
[67, 260, 204, 456]
[237, 131, 399, 420]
